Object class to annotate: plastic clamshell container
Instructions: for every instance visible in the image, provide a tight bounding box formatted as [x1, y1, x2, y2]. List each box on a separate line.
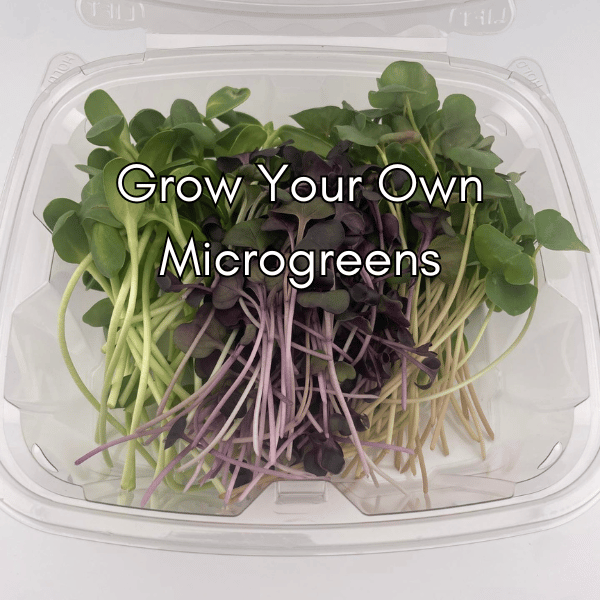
[1, 0, 600, 555]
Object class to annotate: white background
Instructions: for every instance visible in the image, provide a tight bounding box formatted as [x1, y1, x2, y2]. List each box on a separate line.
[0, 1, 599, 598]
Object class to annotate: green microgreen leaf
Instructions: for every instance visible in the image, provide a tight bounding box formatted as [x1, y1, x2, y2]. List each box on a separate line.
[52, 210, 90, 263]
[170, 99, 204, 125]
[439, 94, 481, 153]
[474, 224, 523, 272]
[485, 272, 537, 316]
[130, 109, 166, 145]
[84, 89, 132, 149]
[291, 106, 355, 139]
[222, 218, 277, 253]
[335, 122, 390, 147]
[103, 158, 147, 225]
[43, 198, 80, 231]
[334, 362, 356, 383]
[310, 352, 329, 374]
[172, 123, 216, 148]
[534, 209, 589, 252]
[508, 182, 534, 225]
[137, 130, 179, 172]
[82, 298, 114, 328]
[90, 222, 126, 279]
[79, 192, 123, 229]
[276, 125, 333, 156]
[503, 253, 534, 285]
[75, 164, 102, 177]
[81, 173, 105, 203]
[216, 110, 261, 127]
[82, 271, 104, 291]
[206, 87, 251, 120]
[86, 114, 126, 148]
[89, 148, 117, 169]
[375, 61, 439, 111]
[444, 146, 503, 169]
[224, 124, 267, 156]
[475, 170, 512, 199]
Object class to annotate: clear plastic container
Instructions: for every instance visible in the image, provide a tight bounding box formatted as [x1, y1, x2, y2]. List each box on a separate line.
[1, 0, 599, 555]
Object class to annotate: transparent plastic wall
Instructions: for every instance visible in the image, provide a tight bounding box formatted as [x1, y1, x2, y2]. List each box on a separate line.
[0, 0, 599, 554]
[2, 47, 598, 552]
[75, 0, 515, 37]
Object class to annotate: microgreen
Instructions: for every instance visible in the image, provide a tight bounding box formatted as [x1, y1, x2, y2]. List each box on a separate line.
[48, 62, 588, 506]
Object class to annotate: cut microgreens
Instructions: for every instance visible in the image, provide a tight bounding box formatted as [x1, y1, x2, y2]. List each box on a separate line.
[44, 60, 589, 506]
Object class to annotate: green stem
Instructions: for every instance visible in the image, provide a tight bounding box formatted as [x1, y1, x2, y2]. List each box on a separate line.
[126, 326, 189, 401]
[97, 226, 153, 454]
[422, 202, 477, 340]
[127, 297, 185, 325]
[169, 202, 189, 248]
[263, 126, 282, 149]
[388, 247, 541, 405]
[204, 119, 220, 134]
[121, 232, 160, 491]
[57, 255, 155, 469]
[405, 96, 439, 175]
[375, 144, 388, 165]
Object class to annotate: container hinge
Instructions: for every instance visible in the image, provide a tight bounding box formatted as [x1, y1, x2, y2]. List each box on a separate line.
[507, 57, 553, 100]
[145, 33, 449, 54]
[41, 53, 85, 91]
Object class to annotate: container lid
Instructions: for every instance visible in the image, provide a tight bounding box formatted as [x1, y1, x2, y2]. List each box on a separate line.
[77, 0, 515, 49]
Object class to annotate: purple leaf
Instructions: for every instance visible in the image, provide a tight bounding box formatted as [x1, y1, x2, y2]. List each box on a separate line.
[214, 303, 245, 327]
[382, 212, 400, 246]
[212, 270, 245, 310]
[155, 269, 184, 293]
[164, 415, 187, 449]
[378, 295, 410, 328]
[414, 355, 441, 390]
[335, 203, 366, 234]
[185, 288, 206, 308]
[316, 439, 345, 475]
[350, 283, 380, 306]
[303, 448, 327, 477]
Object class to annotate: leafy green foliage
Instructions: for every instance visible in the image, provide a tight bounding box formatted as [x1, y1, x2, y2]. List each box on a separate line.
[374, 61, 439, 111]
[84, 89, 131, 147]
[276, 125, 333, 156]
[474, 224, 531, 282]
[43, 198, 80, 231]
[428, 235, 464, 284]
[444, 146, 503, 170]
[82, 298, 114, 328]
[222, 218, 277, 252]
[129, 109, 165, 145]
[438, 94, 481, 153]
[90, 222, 126, 278]
[48, 62, 591, 505]
[137, 130, 179, 171]
[206, 87, 251, 120]
[103, 158, 147, 225]
[86, 114, 126, 149]
[52, 211, 89, 263]
[485, 272, 538, 316]
[170, 99, 203, 125]
[535, 209, 589, 252]
[291, 106, 354, 139]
